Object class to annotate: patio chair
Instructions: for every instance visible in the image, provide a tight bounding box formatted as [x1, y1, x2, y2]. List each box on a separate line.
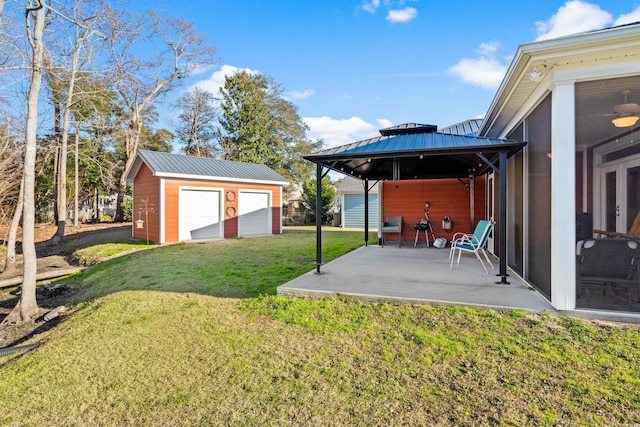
[449, 220, 495, 273]
[576, 238, 640, 310]
[381, 216, 403, 247]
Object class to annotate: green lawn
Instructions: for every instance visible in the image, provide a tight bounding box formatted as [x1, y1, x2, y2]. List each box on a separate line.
[1, 228, 639, 426]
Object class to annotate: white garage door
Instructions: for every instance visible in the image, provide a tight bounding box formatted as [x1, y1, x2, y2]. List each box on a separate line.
[179, 189, 222, 241]
[238, 192, 270, 236]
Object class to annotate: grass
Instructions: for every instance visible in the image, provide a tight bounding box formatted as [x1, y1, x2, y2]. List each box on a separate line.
[61, 227, 151, 266]
[67, 227, 371, 300]
[0, 228, 639, 425]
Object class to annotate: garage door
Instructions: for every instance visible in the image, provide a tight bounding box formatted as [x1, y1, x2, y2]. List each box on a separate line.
[179, 189, 222, 241]
[238, 192, 270, 236]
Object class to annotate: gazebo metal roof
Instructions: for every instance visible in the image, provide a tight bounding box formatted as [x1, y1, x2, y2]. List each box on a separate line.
[304, 127, 525, 180]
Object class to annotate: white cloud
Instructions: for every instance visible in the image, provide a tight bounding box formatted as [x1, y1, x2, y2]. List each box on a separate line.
[303, 116, 390, 149]
[386, 7, 417, 23]
[287, 89, 315, 100]
[448, 43, 507, 90]
[190, 64, 217, 77]
[614, 6, 640, 26]
[535, 1, 612, 41]
[478, 42, 500, 56]
[362, 0, 380, 13]
[193, 64, 260, 95]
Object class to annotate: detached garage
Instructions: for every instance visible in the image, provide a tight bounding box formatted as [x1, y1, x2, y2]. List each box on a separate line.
[125, 150, 288, 243]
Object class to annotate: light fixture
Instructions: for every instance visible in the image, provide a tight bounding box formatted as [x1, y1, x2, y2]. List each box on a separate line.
[529, 65, 547, 82]
[612, 113, 640, 128]
[610, 90, 640, 128]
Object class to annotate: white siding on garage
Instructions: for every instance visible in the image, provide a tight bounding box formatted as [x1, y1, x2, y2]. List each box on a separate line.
[238, 191, 271, 236]
[179, 188, 222, 241]
[343, 193, 379, 229]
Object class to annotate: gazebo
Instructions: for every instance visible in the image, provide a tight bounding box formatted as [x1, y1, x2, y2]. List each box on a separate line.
[304, 123, 526, 284]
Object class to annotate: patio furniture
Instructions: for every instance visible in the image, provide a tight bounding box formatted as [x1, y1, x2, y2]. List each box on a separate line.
[414, 220, 431, 247]
[449, 220, 495, 273]
[594, 210, 640, 240]
[576, 238, 640, 310]
[382, 216, 403, 247]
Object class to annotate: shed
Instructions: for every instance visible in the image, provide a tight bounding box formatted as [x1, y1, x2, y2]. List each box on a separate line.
[125, 150, 288, 243]
[335, 177, 379, 229]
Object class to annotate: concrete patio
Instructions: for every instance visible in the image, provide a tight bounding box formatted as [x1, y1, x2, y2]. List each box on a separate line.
[278, 244, 555, 313]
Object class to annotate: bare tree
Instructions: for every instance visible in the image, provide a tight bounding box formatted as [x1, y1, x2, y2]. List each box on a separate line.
[174, 87, 218, 157]
[101, 7, 219, 221]
[0, 121, 20, 220]
[2, 0, 47, 324]
[46, 1, 104, 244]
[2, 175, 23, 276]
[0, 120, 22, 275]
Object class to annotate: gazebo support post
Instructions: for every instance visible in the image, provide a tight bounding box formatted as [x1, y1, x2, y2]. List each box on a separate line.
[469, 174, 475, 232]
[364, 179, 369, 246]
[315, 162, 322, 273]
[477, 151, 510, 284]
[497, 150, 509, 284]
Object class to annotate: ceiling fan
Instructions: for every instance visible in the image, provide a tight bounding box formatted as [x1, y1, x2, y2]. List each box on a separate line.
[609, 90, 640, 128]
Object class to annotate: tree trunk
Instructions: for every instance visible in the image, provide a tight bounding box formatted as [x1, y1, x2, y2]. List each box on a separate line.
[114, 174, 125, 222]
[19, 0, 47, 323]
[94, 186, 99, 223]
[50, 139, 66, 244]
[1, 175, 24, 276]
[74, 131, 78, 227]
[52, 142, 58, 224]
[115, 115, 142, 222]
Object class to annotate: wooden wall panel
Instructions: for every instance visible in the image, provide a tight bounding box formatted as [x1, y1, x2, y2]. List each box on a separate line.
[382, 178, 486, 243]
[133, 164, 161, 243]
[163, 178, 282, 242]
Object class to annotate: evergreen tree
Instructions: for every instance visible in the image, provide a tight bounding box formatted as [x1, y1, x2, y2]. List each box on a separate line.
[301, 174, 335, 223]
[218, 71, 322, 194]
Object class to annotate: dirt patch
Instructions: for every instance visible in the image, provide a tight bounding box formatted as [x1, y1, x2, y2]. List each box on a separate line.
[0, 223, 131, 279]
[0, 223, 131, 348]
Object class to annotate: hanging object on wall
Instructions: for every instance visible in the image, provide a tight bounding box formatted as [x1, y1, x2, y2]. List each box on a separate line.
[226, 190, 236, 202]
[225, 206, 236, 217]
[442, 216, 453, 231]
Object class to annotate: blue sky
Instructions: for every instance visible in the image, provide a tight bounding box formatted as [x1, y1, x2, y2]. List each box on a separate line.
[143, 0, 640, 149]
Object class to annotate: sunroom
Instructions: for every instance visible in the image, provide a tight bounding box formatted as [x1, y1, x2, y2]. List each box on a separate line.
[479, 22, 640, 317]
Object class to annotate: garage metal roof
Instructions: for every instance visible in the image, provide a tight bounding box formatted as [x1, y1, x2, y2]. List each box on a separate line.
[125, 150, 289, 185]
[335, 176, 379, 194]
[305, 124, 525, 180]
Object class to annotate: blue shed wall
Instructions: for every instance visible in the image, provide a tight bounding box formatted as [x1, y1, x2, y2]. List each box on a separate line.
[343, 194, 379, 229]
